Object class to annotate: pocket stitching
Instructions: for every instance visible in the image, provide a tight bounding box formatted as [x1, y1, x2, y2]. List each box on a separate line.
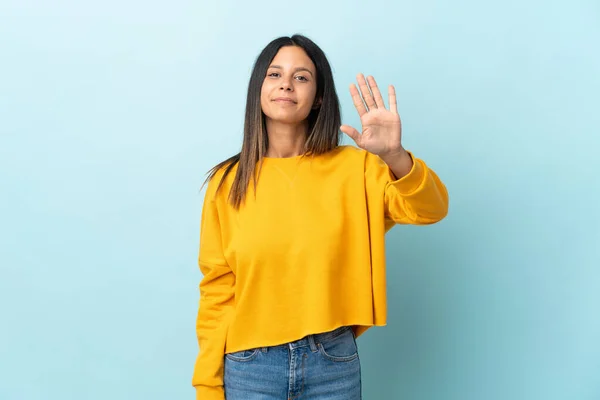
[317, 342, 359, 362]
[224, 349, 260, 362]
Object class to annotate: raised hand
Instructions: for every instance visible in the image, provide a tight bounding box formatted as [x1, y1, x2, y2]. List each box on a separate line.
[340, 74, 404, 159]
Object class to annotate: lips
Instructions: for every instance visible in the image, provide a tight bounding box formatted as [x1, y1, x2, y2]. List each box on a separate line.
[273, 97, 296, 103]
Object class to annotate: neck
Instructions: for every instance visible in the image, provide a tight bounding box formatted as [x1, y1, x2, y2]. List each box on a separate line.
[265, 119, 308, 158]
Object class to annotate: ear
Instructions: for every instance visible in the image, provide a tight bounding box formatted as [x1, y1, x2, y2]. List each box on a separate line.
[312, 97, 322, 110]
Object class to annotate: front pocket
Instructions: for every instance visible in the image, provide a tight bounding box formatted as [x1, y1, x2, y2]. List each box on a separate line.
[317, 329, 359, 362]
[225, 348, 260, 362]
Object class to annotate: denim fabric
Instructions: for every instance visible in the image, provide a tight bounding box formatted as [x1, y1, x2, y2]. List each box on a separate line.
[223, 326, 361, 399]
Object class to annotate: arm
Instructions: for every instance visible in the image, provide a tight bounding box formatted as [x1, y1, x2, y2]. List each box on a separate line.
[365, 149, 449, 225]
[192, 179, 235, 400]
[340, 73, 448, 225]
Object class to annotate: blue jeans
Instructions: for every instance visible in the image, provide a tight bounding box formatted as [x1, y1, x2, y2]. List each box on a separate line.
[223, 326, 362, 399]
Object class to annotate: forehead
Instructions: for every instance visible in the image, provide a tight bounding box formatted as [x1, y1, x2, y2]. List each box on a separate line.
[269, 46, 316, 72]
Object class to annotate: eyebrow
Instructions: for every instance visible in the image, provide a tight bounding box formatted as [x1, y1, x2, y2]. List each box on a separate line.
[268, 65, 314, 77]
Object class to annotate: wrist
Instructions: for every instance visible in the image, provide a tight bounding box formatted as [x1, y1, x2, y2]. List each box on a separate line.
[380, 147, 413, 180]
[380, 147, 410, 164]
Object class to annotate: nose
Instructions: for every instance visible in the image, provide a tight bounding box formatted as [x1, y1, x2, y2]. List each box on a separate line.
[280, 76, 294, 91]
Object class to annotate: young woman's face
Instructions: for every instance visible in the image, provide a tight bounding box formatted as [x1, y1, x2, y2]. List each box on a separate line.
[260, 46, 319, 125]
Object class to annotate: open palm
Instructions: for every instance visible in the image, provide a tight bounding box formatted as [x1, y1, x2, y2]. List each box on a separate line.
[340, 74, 403, 158]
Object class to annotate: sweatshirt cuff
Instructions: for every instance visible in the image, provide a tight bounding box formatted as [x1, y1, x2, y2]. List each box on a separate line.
[196, 385, 225, 400]
[386, 152, 426, 196]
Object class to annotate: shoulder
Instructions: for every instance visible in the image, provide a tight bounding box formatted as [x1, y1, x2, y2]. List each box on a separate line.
[325, 145, 378, 169]
[204, 158, 239, 202]
[328, 145, 395, 175]
[325, 144, 368, 160]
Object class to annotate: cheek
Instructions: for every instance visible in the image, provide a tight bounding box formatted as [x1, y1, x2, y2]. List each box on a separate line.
[260, 84, 267, 104]
[300, 87, 318, 110]
[260, 85, 271, 113]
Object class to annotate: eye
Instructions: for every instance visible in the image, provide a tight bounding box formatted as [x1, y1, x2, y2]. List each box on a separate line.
[267, 72, 280, 78]
[295, 75, 309, 82]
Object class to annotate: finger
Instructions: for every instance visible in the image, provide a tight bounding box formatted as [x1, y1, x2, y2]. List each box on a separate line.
[367, 76, 386, 109]
[340, 124, 361, 144]
[357, 73, 377, 111]
[388, 85, 398, 114]
[349, 84, 367, 117]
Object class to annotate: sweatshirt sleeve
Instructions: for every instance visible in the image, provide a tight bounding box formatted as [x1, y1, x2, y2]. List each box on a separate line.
[192, 177, 235, 400]
[365, 150, 449, 226]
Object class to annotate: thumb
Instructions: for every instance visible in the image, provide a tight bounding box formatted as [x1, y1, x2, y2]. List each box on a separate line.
[340, 124, 360, 144]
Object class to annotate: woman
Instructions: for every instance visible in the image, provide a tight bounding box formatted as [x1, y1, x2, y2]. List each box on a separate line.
[192, 34, 448, 400]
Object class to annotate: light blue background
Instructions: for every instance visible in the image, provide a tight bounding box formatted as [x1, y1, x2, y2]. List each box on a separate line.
[1, 1, 599, 399]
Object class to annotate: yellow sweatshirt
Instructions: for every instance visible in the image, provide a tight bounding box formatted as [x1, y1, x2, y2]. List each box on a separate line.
[192, 145, 448, 399]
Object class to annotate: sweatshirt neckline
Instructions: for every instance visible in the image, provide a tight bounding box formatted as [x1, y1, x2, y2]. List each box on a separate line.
[262, 154, 305, 161]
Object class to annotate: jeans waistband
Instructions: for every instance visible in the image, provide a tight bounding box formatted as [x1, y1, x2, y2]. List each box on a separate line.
[271, 325, 353, 352]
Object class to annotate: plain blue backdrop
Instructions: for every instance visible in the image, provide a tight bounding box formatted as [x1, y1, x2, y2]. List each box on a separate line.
[1, 1, 599, 399]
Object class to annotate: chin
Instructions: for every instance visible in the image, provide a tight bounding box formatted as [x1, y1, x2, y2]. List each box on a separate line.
[269, 117, 306, 125]
[264, 109, 310, 124]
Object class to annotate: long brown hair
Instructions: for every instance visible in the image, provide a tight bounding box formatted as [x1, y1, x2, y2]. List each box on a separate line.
[203, 34, 341, 209]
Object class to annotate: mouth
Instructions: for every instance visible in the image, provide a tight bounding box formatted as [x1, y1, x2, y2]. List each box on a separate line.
[273, 98, 296, 104]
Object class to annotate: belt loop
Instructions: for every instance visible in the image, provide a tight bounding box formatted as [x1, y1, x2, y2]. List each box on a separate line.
[308, 334, 318, 352]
